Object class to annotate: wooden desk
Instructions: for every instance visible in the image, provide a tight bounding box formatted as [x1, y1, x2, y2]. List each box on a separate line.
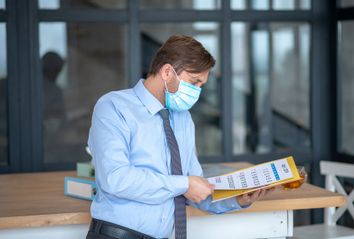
[0, 165, 346, 238]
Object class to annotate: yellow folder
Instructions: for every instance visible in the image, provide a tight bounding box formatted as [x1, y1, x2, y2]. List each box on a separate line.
[211, 156, 301, 202]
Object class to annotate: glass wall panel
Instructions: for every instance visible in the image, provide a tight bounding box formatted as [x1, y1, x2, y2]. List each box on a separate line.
[231, 0, 270, 10]
[231, 22, 310, 155]
[140, 23, 221, 156]
[340, 0, 354, 7]
[139, 0, 221, 9]
[0, 23, 7, 165]
[38, 0, 126, 9]
[231, 0, 311, 10]
[39, 22, 128, 163]
[0, 0, 5, 9]
[338, 21, 354, 155]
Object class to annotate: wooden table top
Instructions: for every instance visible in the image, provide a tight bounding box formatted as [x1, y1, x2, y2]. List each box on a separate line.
[0, 163, 346, 229]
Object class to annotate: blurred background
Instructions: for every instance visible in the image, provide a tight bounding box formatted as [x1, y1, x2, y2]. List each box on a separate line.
[0, 0, 353, 228]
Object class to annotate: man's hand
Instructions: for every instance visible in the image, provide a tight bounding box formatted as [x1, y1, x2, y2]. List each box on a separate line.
[236, 187, 275, 207]
[184, 176, 214, 204]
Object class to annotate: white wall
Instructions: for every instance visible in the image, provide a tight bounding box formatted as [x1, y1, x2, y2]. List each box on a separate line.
[0, 224, 89, 239]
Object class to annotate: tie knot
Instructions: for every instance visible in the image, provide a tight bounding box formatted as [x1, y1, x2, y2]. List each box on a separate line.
[159, 108, 170, 121]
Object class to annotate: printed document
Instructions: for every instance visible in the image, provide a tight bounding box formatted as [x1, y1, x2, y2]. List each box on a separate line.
[208, 158, 293, 190]
[208, 156, 302, 202]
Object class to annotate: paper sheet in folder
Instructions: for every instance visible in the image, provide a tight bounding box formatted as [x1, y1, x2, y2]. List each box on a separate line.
[64, 177, 96, 201]
[208, 156, 301, 202]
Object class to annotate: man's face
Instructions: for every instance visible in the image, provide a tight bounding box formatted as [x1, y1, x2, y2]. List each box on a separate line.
[168, 69, 209, 93]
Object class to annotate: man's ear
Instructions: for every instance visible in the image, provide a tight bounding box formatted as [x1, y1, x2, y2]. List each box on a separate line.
[159, 64, 173, 82]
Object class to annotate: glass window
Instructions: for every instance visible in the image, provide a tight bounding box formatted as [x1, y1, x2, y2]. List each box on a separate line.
[39, 22, 128, 163]
[340, 0, 354, 7]
[338, 21, 354, 155]
[140, 22, 221, 157]
[273, 0, 295, 9]
[0, 0, 5, 9]
[252, 0, 270, 10]
[231, 0, 270, 10]
[0, 23, 7, 165]
[231, 0, 246, 9]
[231, 22, 311, 155]
[38, 0, 126, 9]
[140, 0, 221, 9]
[231, 0, 311, 10]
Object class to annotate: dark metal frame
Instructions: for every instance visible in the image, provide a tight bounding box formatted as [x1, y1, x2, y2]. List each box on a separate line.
[337, 7, 354, 21]
[310, 0, 337, 223]
[0, 10, 5, 20]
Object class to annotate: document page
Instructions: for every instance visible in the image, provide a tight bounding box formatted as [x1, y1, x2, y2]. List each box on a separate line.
[208, 158, 294, 190]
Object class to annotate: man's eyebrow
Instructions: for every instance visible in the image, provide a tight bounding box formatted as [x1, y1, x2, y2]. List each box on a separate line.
[187, 73, 205, 83]
[190, 75, 202, 81]
[191, 78, 202, 83]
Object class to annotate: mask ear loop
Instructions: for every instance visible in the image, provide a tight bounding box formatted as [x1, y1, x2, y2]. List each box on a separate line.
[171, 67, 182, 83]
[163, 78, 169, 93]
[164, 67, 180, 93]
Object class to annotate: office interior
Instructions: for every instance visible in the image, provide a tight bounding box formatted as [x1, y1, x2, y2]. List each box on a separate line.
[0, 0, 353, 237]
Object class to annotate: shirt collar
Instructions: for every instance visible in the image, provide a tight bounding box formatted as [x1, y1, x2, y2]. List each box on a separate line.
[133, 79, 164, 115]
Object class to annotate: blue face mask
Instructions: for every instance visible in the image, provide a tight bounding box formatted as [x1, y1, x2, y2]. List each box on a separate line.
[164, 68, 202, 112]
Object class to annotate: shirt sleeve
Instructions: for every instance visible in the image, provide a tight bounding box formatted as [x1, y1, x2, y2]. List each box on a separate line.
[185, 113, 250, 214]
[88, 97, 189, 205]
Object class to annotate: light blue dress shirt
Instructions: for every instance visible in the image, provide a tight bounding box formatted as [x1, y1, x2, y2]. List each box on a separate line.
[88, 79, 245, 238]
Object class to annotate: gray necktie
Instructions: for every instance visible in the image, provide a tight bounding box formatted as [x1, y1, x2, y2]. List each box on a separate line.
[159, 109, 186, 239]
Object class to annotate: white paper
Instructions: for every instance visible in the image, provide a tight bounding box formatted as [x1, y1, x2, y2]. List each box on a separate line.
[207, 158, 293, 190]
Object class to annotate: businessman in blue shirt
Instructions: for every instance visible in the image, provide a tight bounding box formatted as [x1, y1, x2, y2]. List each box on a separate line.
[86, 35, 271, 239]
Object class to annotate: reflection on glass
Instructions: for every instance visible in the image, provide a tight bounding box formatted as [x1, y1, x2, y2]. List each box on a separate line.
[40, 22, 128, 163]
[231, 0, 311, 10]
[231, 22, 310, 155]
[231, 0, 246, 9]
[273, 0, 294, 9]
[341, 0, 354, 7]
[299, 0, 311, 9]
[0, 23, 7, 165]
[231, 0, 269, 10]
[38, 0, 126, 9]
[140, 0, 221, 9]
[338, 21, 354, 155]
[141, 23, 221, 156]
[274, 0, 311, 10]
[252, 0, 269, 10]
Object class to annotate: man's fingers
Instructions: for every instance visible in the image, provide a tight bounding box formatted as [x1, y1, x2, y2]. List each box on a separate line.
[259, 189, 266, 198]
[250, 190, 260, 201]
[237, 187, 276, 206]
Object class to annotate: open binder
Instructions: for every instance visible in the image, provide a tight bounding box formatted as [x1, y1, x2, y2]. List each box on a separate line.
[209, 156, 301, 202]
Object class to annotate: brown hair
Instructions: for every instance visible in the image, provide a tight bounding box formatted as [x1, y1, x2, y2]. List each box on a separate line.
[148, 35, 215, 76]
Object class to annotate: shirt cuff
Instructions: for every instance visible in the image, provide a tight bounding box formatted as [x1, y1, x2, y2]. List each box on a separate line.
[169, 175, 189, 197]
[223, 197, 252, 210]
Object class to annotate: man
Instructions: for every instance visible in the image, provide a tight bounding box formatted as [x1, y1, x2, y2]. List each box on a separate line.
[87, 35, 271, 239]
